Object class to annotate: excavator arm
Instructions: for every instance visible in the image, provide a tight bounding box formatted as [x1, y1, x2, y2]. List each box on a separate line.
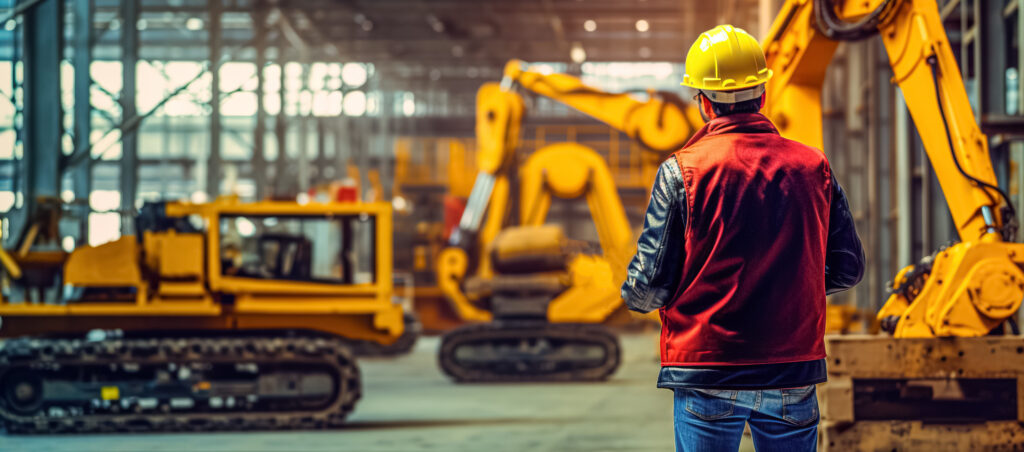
[763, 0, 1024, 337]
[517, 143, 636, 323]
[436, 82, 522, 323]
[502, 60, 704, 157]
[438, 63, 703, 324]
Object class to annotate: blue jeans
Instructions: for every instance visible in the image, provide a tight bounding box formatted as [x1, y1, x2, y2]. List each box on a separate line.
[673, 386, 819, 452]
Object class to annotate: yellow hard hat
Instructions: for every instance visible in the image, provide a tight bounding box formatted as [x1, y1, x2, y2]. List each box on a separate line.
[681, 25, 772, 102]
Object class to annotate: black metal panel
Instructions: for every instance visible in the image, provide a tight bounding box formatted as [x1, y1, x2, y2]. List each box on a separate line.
[853, 378, 1017, 422]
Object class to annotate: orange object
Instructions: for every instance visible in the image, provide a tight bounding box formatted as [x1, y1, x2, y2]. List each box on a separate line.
[443, 196, 467, 240]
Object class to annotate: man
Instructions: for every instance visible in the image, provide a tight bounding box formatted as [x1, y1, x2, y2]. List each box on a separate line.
[621, 25, 864, 452]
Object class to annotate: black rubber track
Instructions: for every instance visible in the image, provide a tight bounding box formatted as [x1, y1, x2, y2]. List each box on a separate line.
[0, 336, 360, 434]
[438, 322, 621, 383]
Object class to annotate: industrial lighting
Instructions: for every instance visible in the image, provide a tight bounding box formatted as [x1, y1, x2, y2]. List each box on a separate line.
[583, 19, 596, 32]
[185, 17, 204, 31]
[635, 19, 649, 32]
[235, 217, 256, 237]
[354, 13, 373, 32]
[402, 93, 415, 116]
[570, 42, 587, 64]
[343, 90, 367, 116]
[426, 15, 445, 33]
[341, 63, 368, 87]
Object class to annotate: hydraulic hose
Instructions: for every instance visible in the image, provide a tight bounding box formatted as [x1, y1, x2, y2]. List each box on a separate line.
[926, 55, 1017, 234]
[813, 0, 897, 41]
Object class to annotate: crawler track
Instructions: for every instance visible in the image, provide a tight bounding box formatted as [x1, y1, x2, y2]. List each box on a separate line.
[438, 322, 621, 383]
[0, 336, 360, 434]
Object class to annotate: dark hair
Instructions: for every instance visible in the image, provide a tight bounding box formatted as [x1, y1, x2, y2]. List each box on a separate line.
[702, 94, 763, 116]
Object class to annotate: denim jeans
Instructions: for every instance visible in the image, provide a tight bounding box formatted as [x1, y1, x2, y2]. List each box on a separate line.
[673, 386, 819, 452]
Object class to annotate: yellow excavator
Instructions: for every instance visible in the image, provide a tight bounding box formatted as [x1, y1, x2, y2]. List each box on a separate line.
[0, 198, 404, 433]
[763, 1, 1022, 447]
[762, 0, 1020, 338]
[435, 63, 703, 382]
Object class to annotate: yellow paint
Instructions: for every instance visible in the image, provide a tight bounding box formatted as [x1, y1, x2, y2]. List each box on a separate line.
[0, 199, 404, 346]
[101, 386, 119, 401]
[765, 0, 1019, 337]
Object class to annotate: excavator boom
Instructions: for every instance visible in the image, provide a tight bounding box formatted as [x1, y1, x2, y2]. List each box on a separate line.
[763, 0, 1021, 337]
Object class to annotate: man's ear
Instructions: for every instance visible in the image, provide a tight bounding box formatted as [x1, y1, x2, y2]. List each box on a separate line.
[700, 94, 715, 119]
[759, 93, 766, 110]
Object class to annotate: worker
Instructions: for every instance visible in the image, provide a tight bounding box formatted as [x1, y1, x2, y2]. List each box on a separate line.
[621, 25, 864, 452]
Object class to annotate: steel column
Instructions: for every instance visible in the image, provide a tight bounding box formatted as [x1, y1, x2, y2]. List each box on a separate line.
[1019, 0, 1024, 116]
[895, 89, 912, 269]
[274, 54, 287, 198]
[251, 3, 266, 200]
[316, 117, 326, 184]
[207, 0, 222, 197]
[297, 64, 310, 193]
[378, 86, 392, 200]
[335, 116, 349, 177]
[977, 0, 1006, 115]
[19, 0, 63, 243]
[119, 0, 138, 233]
[70, 0, 93, 244]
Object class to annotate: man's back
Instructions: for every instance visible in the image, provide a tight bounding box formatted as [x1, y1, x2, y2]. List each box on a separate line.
[665, 112, 832, 366]
[626, 24, 865, 452]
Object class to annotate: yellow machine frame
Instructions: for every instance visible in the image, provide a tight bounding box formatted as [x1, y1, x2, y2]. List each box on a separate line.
[763, 0, 1024, 337]
[0, 198, 404, 344]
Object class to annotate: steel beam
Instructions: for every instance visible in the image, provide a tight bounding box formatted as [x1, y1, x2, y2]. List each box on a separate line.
[119, 0, 138, 233]
[18, 0, 63, 245]
[207, 0, 223, 197]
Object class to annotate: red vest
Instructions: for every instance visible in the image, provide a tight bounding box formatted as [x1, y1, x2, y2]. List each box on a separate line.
[662, 113, 831, 366]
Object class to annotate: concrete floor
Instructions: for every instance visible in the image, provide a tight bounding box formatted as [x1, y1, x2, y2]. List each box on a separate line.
[0, 333, 756, 452]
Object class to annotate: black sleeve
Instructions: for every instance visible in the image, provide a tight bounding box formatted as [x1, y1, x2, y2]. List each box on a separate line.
[621, 159, 687, 313]
[825, 173, 865, 294]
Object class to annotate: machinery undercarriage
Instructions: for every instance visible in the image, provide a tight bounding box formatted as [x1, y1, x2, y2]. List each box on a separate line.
[0, 334, 360, 433]
[0, 199, 405, 433]
[439, 322, 620, 383]
[438, 225, 623, 383]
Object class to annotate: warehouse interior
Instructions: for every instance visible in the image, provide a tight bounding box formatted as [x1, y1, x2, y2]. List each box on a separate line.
[1, 0, 1023, 450]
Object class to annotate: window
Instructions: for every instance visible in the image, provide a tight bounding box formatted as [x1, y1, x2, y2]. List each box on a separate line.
[219, 214, 376, 284]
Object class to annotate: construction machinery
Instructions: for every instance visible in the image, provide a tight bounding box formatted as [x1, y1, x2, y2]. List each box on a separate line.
[0, 198, 404, 433]
[762, 0, 1024, 448]
[435, 64, 703, 382]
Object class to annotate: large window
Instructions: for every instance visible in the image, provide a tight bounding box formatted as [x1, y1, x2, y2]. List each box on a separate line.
[219, 214, 376, 285]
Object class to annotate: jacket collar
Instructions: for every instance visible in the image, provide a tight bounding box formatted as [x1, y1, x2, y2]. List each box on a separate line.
[682, 113, 779, 149]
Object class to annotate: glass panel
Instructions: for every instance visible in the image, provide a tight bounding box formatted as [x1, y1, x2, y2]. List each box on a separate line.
[219, 214, 375, 284]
